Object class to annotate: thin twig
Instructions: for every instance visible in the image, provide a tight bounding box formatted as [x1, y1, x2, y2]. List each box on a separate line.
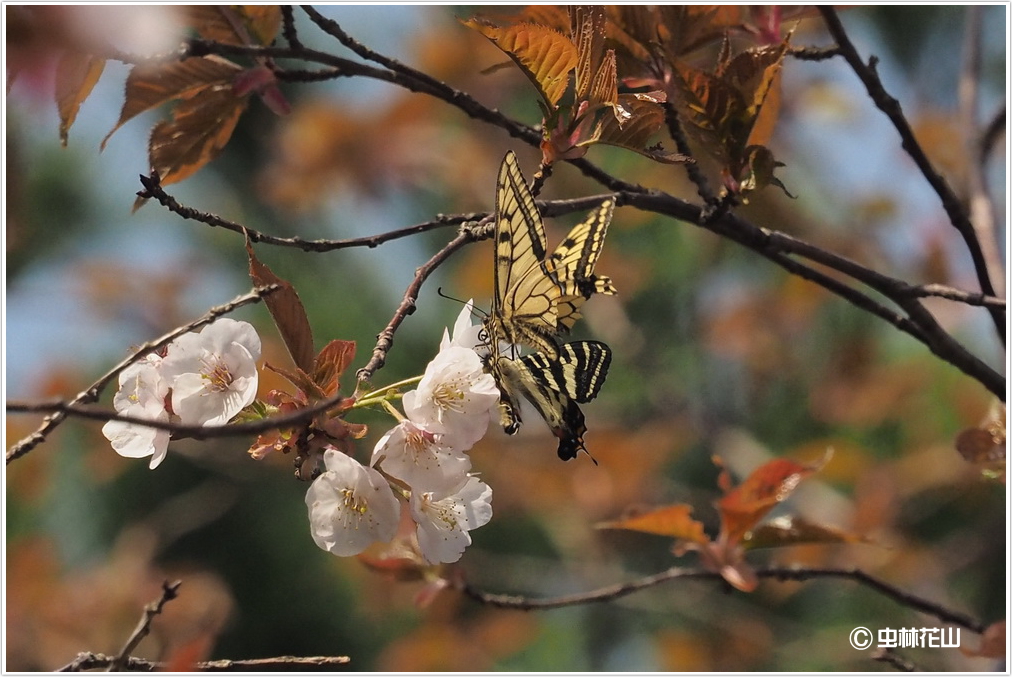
[138, 173, 609, 251]
[662, 101, 717, 207]
[356, 221, 489, 383]
[960, 6, 1005, 298]
[6, 286, 278, 464]
[58, 652, 350, 672]
[109, 580, 182, 672]
[460, 565, 986, 634]
[818, 7, 1005, 343]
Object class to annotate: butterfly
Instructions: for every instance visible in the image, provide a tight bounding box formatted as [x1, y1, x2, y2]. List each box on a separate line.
[487, 340, 612, 461]
[547, 198, 618, 333]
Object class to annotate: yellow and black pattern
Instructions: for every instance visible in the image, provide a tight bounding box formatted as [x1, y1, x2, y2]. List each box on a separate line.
[484, 150, 562, 359]
[547, 198, 618, 332]
[487, 340, 612, 461]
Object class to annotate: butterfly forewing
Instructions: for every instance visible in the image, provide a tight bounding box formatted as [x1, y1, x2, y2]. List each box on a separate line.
[487, 150, 561, 357]
[548, 199, 618, 332]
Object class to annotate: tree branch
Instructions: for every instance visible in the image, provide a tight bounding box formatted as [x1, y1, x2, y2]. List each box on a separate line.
[109, 580, 181, 672]
[57, 652, 350, 672]
[6, 286, 278, 464]
[356, 220, 489, 384]
[818, 6, 1005, 344]
[460, 565, 986, 634]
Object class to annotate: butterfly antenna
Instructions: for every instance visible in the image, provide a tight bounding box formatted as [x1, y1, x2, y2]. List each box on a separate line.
[437, 287, 488, 320]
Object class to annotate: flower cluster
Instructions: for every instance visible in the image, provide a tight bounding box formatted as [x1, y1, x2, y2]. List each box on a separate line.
[102, 318, 262, 468]
[306, 302, 498, 565]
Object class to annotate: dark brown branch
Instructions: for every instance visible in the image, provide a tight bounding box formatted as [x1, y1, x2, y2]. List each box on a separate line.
[6, 286, 278, 464]
[58, 652, 350, 672]
[280, 5, 303, 50]
[460, 565, 986, 634]
[979, 106, 1005, 161]
[789, 45, 842, 61]
[662, 101, 718, 207]
[818, 7, 1005, 343]
[109, 580, 181, 672]
[139, 172, 473, 250]
[356, 221, 490, 383]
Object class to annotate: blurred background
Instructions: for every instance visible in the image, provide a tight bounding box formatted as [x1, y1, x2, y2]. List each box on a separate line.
[6, 5, 1006, 671]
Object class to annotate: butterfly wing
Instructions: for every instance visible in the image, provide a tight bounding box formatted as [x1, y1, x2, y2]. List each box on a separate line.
[487, 151, 561, 358]
[491, 340, 612, 461]
[548, 199, 618, 333]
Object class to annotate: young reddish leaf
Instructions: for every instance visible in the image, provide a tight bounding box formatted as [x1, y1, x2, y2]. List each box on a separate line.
[571, 6, 607, 103]
[56, 51, 105, 146]
[102, 56, 242, 150]
[461, 18, 577, 107]
[148, 83, 248, 185]
[312, 339, 357, 396]
[184, 6, 282, 46]
[246, 239, 316, 373]
[960, 620, 1006, 659]
[742, 515, 869, 551]
[716, 452, 830, 546]
[596, 92, 691, 163]
[598, 504, 709, 545]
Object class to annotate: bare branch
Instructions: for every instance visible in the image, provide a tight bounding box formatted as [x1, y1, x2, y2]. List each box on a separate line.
[356, 220, 490, 383]
[58, 652, 350, 672]
[789, 45, 842, 61]
[6, 286, 278, 464]
[818, 7, 1005, 343]
[109, 580, 182, 672]
[461, 565, 986, 634]
[662, 102, 718, 207]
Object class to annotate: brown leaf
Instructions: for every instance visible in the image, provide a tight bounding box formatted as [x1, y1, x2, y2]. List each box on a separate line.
[184, 6, 281, 46]
[56, 51, 105, 146]
[742, 515, 869, 550]
[312, 340, 357, 396]
[148, 83, 248, 185]
[716, 452, 829, 546]
[596, 92, 690, 163]
[597, 504, 709, 545]
[461, 18, 577, 107]
[246, 240, 316, 372]
[103, 56, 242, 150]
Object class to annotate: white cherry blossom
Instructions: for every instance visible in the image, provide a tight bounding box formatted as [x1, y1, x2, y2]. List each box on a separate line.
[306, 448, 401, 557]
[371, 418, 471, 492]
[102, 355, 171, 469]
[161, 318, 261, 426]
[410, 475, 493, 564]
[405, 345, 499, 449]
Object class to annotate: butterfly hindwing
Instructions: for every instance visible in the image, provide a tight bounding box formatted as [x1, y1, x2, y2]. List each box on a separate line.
[489, 341, 612, 460]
